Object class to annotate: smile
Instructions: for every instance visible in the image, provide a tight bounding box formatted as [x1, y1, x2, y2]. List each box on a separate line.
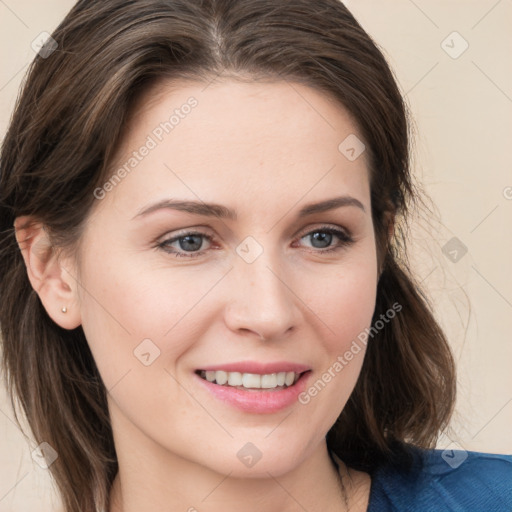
[194, 367, 312, 414]
[196, 370, 303, 390]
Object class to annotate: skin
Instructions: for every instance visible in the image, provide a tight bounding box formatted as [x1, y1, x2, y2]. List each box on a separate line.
[15, 79, 382, 511]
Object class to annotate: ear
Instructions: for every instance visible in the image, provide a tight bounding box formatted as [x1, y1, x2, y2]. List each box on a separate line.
[14, 216, 82, 330]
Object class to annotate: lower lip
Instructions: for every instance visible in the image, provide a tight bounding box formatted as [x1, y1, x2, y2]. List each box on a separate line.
[194, 371, 312, 414]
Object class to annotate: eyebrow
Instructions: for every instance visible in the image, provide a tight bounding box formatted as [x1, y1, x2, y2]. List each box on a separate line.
[132, 195, 366, 221]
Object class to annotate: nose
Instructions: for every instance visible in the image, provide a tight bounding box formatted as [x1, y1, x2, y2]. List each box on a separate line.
[223, 247, 300, 341]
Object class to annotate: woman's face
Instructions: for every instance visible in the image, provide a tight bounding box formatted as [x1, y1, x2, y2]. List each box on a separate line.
[74, 79, 378, 477]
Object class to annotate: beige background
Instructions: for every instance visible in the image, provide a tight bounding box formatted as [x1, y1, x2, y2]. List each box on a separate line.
[1, 0, 511, 510]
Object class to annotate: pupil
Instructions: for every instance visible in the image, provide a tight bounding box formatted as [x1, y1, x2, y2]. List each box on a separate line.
[179, 235, 202, 251]
[311, 231, 332, 248]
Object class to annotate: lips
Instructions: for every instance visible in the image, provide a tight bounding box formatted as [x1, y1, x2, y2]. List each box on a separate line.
[193, 361, 312, 413]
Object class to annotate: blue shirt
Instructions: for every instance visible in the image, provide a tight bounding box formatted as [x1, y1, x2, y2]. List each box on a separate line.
[363, 444, 512, 511]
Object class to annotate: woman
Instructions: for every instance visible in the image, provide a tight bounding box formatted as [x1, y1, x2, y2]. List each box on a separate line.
[0, 1, 510, 511]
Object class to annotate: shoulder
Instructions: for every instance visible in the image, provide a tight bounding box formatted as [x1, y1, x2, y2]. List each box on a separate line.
[367, 443, 512, 512]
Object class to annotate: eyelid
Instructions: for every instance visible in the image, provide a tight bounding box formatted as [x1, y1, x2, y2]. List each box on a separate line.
[155, 222, 355, 258]
[156, 223, 352, 244]
[295, 222, 352, 240]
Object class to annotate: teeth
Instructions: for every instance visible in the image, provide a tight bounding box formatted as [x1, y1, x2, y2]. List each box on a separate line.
[284, 372, 295, 386]
[243, 373, 261, 388]
[199, 370, 301, 389]
[215, 370, 227, 385]
[228, 372, 242, 386]
[260, 374, 276, 388]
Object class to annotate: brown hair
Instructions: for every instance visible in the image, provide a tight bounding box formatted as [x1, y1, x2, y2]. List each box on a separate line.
[0, 0, 456, 510]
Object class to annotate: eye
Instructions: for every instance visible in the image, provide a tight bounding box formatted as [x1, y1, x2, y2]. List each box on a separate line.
[156, 225, 355, 259]
[295, 225, 355, 254]
[156, 231, 214, 258]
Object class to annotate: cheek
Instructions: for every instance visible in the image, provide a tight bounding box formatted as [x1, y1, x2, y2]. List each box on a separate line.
[77, 251, 226, 383]
[294, 246, 378, 413]
[304, 247, 378, 353]
[330, 270, 377, 347]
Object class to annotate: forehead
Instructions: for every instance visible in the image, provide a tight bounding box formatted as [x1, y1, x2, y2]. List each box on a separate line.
[97, 78, 370, 220]
[128, 77, 363, 145]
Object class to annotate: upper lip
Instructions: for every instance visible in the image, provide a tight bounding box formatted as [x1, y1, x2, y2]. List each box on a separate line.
[197, 361, 311, 374]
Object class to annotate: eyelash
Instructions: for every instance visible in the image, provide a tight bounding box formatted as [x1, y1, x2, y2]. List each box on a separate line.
[156, 225, 355, 259]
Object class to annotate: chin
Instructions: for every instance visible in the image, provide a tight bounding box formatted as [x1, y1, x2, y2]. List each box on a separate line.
[195, 440, 308, 479]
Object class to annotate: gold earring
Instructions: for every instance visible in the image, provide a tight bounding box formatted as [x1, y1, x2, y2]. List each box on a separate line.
[61, 306, 68, 313]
